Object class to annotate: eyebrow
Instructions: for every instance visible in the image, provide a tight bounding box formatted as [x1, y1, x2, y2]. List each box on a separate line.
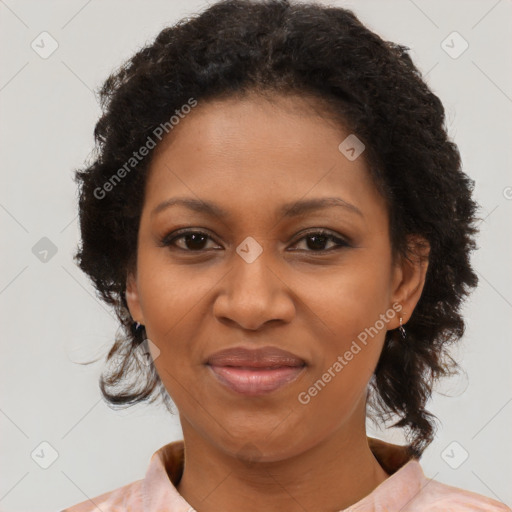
[151, 196, 364, 219]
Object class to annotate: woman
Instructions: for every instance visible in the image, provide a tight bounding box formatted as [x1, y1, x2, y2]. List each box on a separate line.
[62, 0, 510, 510]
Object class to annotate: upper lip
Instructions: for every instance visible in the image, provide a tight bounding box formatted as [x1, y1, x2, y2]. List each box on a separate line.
[206, 346, 306, 368]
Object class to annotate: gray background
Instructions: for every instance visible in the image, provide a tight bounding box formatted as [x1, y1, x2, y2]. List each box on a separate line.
[0, 0, 511, 510]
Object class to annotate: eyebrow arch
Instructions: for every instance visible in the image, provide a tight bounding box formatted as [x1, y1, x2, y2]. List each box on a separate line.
[151, 196, 364, 219]
[280, 197, 363, 218]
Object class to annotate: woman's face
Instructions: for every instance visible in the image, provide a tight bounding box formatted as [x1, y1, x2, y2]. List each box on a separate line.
[126, 92, 428, 461]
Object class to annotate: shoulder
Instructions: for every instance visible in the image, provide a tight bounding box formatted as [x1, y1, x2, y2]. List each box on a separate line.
[407, 477, 511, 511]
[60, 478, 144, 512]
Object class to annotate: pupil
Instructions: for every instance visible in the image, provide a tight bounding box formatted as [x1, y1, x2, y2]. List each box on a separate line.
[187, 233, 207, 250]
[307, 234, 327, 250]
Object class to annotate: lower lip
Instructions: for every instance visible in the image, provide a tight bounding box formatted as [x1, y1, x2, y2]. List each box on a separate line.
[207, 364, 305, 396]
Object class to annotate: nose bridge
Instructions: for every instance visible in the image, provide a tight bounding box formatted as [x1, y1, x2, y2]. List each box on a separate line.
[214, 236, 294, 328]
[233, 239, 274, 296]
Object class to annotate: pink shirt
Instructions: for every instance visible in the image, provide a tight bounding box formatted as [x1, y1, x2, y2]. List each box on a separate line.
[61, 437, 510, 511]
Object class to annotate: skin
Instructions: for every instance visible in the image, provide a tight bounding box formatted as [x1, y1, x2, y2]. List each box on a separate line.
[125, 91, 430, 512]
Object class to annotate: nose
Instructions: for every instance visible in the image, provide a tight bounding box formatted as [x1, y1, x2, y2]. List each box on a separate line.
[212, 247, 296, 330]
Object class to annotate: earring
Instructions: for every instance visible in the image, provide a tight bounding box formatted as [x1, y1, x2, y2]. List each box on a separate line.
[134, 321, 144, 331]
[399, 316, 406, 340]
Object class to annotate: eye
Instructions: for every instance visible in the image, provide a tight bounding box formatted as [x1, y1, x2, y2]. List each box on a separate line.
[289, 230, 350, 252]
[160, 228, 351, 253]
[160, 230, 220, 251]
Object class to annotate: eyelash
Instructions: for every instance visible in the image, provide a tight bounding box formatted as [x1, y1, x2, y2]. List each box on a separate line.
[160, 229, 351, 254]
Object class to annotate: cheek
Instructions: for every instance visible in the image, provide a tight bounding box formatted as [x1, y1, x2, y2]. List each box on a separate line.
[136, 247, 216, 330]
[134, 254, 207, 383]
[295, 307, 386, 433]
[295, 251, 392, 338]
[293, 253, 391, 405]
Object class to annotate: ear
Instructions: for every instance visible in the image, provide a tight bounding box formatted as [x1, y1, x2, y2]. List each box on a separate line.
[125, 271, 145, 325]
[388, 234, 430, 329]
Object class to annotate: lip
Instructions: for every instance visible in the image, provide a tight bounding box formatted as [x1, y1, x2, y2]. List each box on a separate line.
[206, 346, 306, 367]
[206, 346, 306, 396]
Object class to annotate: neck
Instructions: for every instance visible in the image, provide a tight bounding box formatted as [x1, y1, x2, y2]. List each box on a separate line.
[176, 409, 390, 511]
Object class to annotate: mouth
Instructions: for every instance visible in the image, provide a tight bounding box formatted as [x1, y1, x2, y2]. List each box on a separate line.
[205, 345, 307, 396]
[206, 364, 306, 396]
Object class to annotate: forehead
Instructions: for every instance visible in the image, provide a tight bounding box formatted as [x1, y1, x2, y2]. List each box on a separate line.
[144, 93, 387, 225]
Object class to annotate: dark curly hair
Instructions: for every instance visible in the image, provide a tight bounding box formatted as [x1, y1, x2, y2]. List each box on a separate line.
[74, 0, 480, 459]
